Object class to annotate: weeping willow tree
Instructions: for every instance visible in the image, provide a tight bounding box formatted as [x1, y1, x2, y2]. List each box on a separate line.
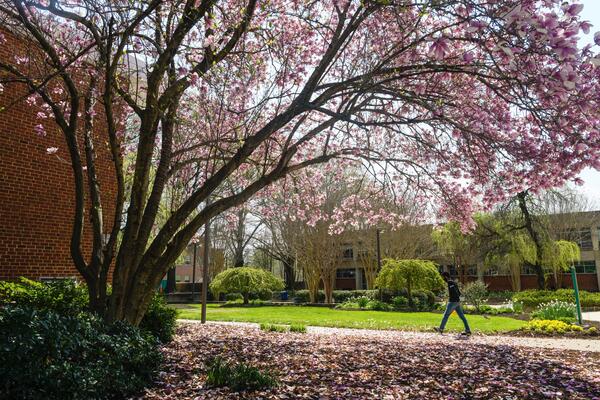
[485, 232, 537, 291]
[431, 221, 478, 283]
[542, 240, 580, 289]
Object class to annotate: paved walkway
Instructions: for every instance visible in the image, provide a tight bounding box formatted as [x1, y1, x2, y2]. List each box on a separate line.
[179, 319, 600, 353]
[583, 311, 600, 322]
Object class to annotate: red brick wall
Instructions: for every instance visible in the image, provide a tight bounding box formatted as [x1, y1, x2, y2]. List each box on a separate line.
[0, 29, 117, 281]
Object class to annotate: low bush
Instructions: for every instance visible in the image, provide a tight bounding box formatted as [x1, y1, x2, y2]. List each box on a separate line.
[206, 357, 277, 391]
[531, 300, 576, 323]
[260, 323, 288, 333]
[139, 292, 177, 343]
[0, 305, 162, 400]
[0, 277, 88, 314]
[249, 290, 273, 301]
[487, 290, 515, 302]
[522, 319, 584, 335]
[367, 299, 391, 311]
[412, 290, 436, 311]
[391, 295, 408, 309]
[289, 323, 307, 333]
[462, 281, 488, 313]
[292, 289, 379, 304]
[225, 292, 244, 301]
[512, 289, 600, 308]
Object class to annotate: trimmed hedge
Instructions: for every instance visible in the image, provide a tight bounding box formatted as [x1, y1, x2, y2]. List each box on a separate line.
[512, 289, 600, 308]
[139, 293, 177, 343]
[0, 305, 162, 400]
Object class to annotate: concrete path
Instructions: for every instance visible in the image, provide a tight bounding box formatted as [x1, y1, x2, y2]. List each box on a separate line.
[583, 311, 600, 322]
[179, 319, 600, 353]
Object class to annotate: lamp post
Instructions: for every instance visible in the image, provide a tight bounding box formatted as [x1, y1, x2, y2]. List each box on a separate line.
[201, 201, 211, 324]
[376, 228, 382, 270]
[570, 264, 583, 325]
[190, 243, 197, 302]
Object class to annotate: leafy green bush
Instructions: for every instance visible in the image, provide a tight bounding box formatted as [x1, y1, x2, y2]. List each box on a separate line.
[391, 295, 408, 309]
[290, 323, 307, 333]
[249, 289, 273, 301]
[139, 292, 177, 343]
[260, 323, 288, 332]
[531, 300, 576, 323]
[356, 296, 370, 309]
[488, 290, 515, 301]
[0, 305, 161, 400]
[293, 290, 378, 304]
[206, 357, 277, 391]
[367, 299, 391, 311]
[225, 292, 244, 301]
[512, 289, 600, 308]
[210, 267, 284, 304]
[522, 319, 584, 335]
[0, 277, 88, 314]
[462, 281, 488, 313]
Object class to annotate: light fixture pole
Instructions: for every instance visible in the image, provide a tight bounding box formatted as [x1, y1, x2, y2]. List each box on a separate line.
[191, 243, 197, 302]
[201, 200, 211, 324]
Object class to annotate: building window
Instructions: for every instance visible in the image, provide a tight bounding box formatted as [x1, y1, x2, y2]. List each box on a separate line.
[342, 245, 353, 260]
[184, 275, 190, 282]
[574, 261, 597, 274]
[564, 228, 593, 251]
[336, 268, 356, 279]
[522, 264, 537, 275]
[484, 265, 500, 276]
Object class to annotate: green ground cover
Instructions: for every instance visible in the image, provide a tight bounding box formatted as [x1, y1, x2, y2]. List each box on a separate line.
[174, 304, 525, 333]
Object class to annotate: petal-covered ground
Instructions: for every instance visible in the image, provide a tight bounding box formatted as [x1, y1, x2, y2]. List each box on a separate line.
[141, 323, 600, 399]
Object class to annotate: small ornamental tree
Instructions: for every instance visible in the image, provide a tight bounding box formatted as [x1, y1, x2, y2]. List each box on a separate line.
[375, 259, 444, 306]
[210, 267, 284, 304]
[542, 240, 580, 289]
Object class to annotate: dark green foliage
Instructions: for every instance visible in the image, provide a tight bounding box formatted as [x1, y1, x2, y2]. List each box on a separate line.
[249, 289, 273, 301]
[139, 293, 177, 343]
[412, 290, 436, 311]
[225, 292, 244, 301]
[0, 277, 88, 314]
[367, 299, 391, 311]
[0, 305, 162, 400]
[512, 289, 600, 308]
[205, 357, 277, 391]
[391, 295, 408, 309]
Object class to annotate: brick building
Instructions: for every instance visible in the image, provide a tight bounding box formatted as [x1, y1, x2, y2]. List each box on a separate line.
[0, 28, 117, 281]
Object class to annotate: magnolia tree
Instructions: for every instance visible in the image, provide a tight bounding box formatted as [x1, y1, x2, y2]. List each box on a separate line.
[1, 0, 599, 324]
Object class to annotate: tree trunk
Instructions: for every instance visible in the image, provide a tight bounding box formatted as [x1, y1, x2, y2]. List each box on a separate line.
[243, 292, 249, 305]
[282, 256, 296, 290]
[517, 192, 546, 290]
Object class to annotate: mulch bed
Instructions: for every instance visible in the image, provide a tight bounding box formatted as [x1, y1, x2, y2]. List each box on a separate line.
[140, 323, 600, 399]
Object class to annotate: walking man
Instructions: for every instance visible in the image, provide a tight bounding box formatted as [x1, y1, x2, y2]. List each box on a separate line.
[435, 271, 471, 336]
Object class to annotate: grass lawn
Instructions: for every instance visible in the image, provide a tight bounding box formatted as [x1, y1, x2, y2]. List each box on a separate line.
[174, 304, 526, 333]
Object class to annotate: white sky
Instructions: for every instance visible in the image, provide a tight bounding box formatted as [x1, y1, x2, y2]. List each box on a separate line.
[576, 0, 600, 203]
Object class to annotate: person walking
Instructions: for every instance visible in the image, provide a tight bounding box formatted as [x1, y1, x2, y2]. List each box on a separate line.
[435, 271, 471, 336]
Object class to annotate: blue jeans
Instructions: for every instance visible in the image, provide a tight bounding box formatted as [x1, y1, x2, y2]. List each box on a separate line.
[439, 302, 471, 333]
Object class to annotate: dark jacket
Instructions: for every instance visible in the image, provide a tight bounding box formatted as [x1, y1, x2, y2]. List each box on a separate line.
[447, 280, 461, 302]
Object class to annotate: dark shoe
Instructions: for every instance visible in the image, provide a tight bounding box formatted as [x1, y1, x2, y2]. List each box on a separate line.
[433, 327, 444, 334]
[461, 331, 472, 336]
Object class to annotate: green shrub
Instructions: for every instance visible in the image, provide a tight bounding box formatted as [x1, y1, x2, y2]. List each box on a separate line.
[290, 324, 307, 333]
[259, 323, 288, 332]
[357, 296, 370, 309]
[375, 259, 444, 306]
[139, 292, 177, 343]
[512, 289, 600, 308]
[206, 357, 277, 391]
[462, 281, 488, 313]
[0, 277, 88, 314]
[367, 299, 391, 311]
[531, 300, 576, 323]
[249, 289, 273, 301]
[522, 319, 583, 335]
[0, 305, 161, 400]
[225, 292, 244, 301]
[488, 290, 515, 301]
[391, 295, 408, 309]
